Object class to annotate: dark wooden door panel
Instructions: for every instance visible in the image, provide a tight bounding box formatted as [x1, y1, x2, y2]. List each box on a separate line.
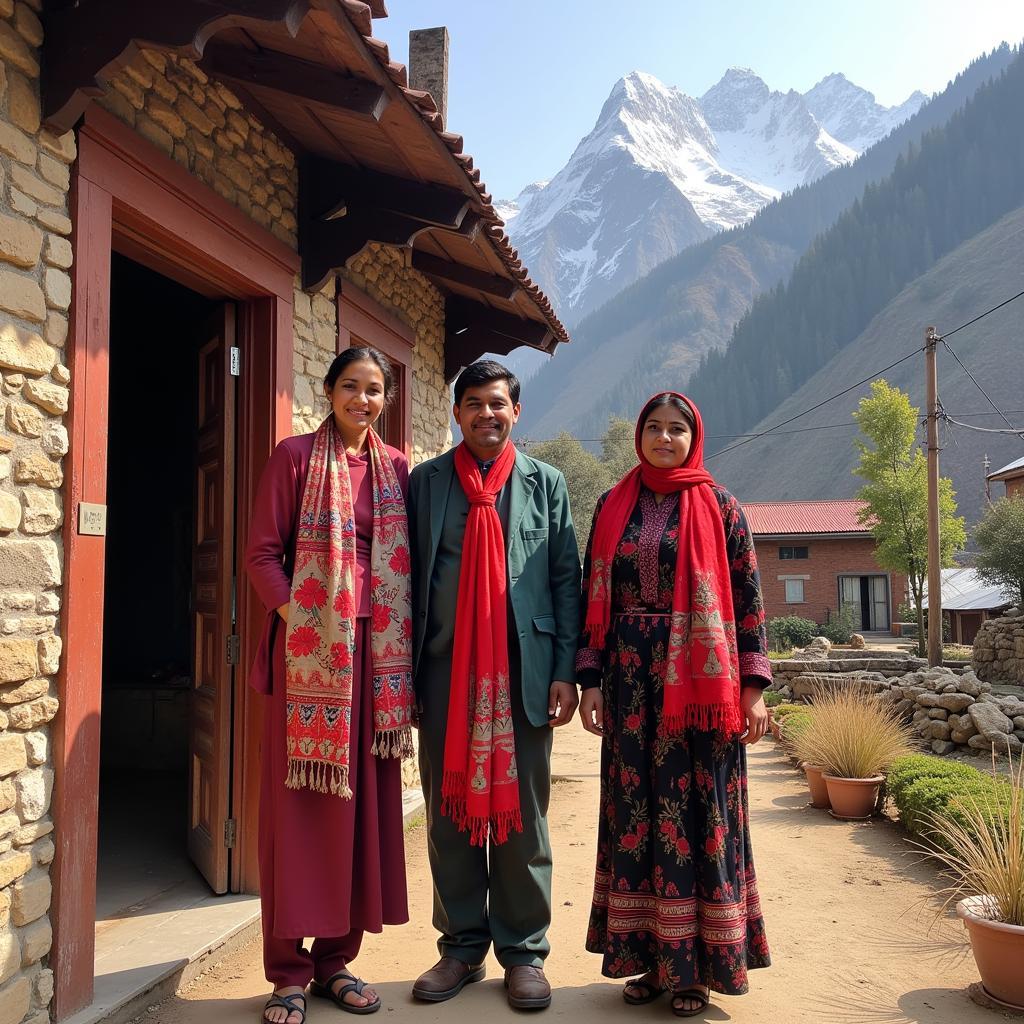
[188, 305, 236, 894]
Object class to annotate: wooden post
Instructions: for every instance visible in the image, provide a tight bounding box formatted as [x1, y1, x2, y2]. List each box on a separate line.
[925, 326, 942, 666]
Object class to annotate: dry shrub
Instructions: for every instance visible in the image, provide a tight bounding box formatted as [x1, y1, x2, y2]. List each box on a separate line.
[917, 755, 1024, 927]
[792, 683, 916, 779]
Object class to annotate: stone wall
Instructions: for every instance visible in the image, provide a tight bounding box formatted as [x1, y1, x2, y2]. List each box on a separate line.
[292, 279, 336, 436]
[772, 643, 1024, 759]
[98, 51, 297, 248]
[0, 2, 74, 1020]
[972, 613, 1024, 685]
[344, 244, 451, 464]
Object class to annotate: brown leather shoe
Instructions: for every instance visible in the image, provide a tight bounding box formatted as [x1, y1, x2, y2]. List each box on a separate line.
[504, 965, 552, 1010]
[411, 957, 485, 1002]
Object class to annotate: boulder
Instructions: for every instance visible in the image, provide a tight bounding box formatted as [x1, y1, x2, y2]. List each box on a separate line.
[850, 633, 866, 649]
[919, 692, 975, 713]
[929, 720, 952, 741]
[951, 727, 979, 744]
[931, 739, 956, 755]
[968, 702, 1013, 739]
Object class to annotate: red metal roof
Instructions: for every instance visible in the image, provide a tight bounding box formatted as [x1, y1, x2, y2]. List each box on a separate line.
[743, 499, 871, 536]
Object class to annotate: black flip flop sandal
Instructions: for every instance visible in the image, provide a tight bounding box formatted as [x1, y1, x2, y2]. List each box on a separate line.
[263, 992, 306, 1024]
[311, 970, 381, 1016]
[671, 987, 710, 1018]
[623, 977, 664, 1005]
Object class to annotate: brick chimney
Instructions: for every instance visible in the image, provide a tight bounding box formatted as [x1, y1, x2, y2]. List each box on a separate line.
[408, 26, 449, 128]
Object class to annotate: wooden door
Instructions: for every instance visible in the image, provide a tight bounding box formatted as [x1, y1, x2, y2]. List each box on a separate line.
[188, 305, 237, 893]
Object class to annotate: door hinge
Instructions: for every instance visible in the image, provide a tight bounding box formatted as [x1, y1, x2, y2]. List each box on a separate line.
[226, 634, 240, 665]
[224, 818, 237, 848]
[229, 346, 241, 377]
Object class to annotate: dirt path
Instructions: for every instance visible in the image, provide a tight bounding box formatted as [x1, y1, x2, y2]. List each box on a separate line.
[149, 729, 1009, 1024]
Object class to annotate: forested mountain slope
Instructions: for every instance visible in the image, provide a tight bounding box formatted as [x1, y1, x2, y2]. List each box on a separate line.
[710, 204, 1024, 528]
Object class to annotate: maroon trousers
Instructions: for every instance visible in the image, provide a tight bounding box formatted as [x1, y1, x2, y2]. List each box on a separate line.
[259, 617, 409, 989]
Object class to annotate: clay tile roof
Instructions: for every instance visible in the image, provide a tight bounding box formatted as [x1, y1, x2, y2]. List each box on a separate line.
[742, 499, 872, 536]
[339, 5, 569, 347]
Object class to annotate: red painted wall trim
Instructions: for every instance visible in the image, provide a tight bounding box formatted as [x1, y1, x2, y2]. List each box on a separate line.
[56, 112, 295, 1019]
[79, 107, 298, 299]
[52, 174, 113, 1022]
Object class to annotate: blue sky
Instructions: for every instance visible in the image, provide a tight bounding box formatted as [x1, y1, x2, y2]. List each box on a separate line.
[378, 1, 1024, 200]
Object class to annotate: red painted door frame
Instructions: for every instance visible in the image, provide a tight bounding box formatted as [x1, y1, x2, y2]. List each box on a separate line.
[54, 106, 298, 1019]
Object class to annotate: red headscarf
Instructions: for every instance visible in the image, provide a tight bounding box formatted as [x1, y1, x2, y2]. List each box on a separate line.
[584, 393, 742, 736]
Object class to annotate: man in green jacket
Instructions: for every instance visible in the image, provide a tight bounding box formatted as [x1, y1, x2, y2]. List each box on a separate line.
[408, 361, 581, 1011]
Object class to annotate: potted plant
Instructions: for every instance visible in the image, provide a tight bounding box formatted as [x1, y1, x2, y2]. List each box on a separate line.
[795, 684, 915, 820]
[919, 758, 1024, 1010]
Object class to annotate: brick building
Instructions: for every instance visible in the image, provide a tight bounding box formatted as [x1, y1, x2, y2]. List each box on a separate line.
[988, 454, 1024, 499]
[744, 500, 908, 633]
[0, 4, 568, 1020]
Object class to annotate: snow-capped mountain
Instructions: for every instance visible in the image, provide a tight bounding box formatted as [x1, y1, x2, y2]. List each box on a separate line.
[805, 73, 926, 152]
[497, 68, 926, 341]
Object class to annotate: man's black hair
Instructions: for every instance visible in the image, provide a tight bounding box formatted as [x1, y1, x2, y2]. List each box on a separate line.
[453, 360, 521, 406]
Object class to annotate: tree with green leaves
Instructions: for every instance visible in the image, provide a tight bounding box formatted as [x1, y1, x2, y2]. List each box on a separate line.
[853, 379, 966, 656]
[974, 495, 1024, 609]
[528, 433, 613, 558]
[600, 416, 637, 481]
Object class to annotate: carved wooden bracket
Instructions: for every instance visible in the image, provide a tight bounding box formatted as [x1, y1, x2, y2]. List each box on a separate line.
[444, 298, 553, 382]
[43, 0, 312, 133]
[300, 156, 474, 291]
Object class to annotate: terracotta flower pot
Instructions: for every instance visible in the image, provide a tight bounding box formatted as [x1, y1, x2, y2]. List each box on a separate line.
[957, 896, 1024, 1010]
[823, 775, 884, 819]
[803, 764, 830, 809]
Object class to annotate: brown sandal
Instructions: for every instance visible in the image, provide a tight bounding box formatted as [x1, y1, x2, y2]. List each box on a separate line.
[671, 987, 709, 1017]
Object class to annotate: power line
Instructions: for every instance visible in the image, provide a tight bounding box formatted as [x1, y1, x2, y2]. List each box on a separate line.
[704, 345, 923, 461]
[942, 413, 1024, 436]
[940, 337, 1024, 438]
[942, 287, 1024, 339]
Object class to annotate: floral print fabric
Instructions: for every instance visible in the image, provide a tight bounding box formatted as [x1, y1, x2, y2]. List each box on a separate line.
[580, 487, 771, 994]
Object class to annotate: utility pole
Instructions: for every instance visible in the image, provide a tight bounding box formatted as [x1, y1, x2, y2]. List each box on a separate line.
[983, 452, 991, 504]
[925, 326, 942, 666]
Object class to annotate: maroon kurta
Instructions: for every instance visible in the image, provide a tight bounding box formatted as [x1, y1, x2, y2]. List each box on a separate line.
[246, 433, 410, 940]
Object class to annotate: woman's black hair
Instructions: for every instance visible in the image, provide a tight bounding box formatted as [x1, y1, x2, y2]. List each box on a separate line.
[324, 347, 396, 404]
[453, 359, 521, 406]
[640, 393, 696, 430]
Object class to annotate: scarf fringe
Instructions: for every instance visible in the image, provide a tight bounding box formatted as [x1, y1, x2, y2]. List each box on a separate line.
[440, 772, 524, 847]
[586, 622, 607, 649]
[285, 757, 353, 799]
[661, 702, 744, 738]
[370, 726, 414, 760]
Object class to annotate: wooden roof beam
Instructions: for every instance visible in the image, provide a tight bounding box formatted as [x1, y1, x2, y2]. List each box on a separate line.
[444, 299, 553, 381]
[42, 0, 311, 133]
[305, 157, 471, 228]
[410, 251, 519, 301]
[301, 203, 479, 292]
[200, 42, 390, 121]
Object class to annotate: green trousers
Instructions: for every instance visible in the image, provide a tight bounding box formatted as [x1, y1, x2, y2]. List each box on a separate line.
[417, 653, 553, 968]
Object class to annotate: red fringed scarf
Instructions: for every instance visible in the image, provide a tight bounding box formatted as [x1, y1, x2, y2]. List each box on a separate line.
[442, 441, 522, 846]
[284, 418, 414, 797]
[584, 393, 742, 737]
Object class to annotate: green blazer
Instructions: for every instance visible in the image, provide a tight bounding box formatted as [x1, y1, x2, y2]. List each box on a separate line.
[407, 447, 581, 728]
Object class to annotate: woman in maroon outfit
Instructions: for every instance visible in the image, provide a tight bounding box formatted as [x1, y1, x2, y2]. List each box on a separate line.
[246, 347, 413, 1023]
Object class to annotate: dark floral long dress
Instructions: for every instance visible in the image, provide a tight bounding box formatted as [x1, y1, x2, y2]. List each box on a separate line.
[576, 486, 772, 996]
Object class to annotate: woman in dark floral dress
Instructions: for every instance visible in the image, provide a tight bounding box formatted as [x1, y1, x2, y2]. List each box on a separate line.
[576, 392, 771, 1017]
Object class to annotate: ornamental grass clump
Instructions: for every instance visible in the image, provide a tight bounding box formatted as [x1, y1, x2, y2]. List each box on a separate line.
[917, 756, 1024, 927]
[793, 684, 915, 780]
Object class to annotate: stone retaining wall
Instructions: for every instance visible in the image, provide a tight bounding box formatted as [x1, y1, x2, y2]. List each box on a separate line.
[773, 639, 1024, 759]
[972, 613, 1024, 685]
